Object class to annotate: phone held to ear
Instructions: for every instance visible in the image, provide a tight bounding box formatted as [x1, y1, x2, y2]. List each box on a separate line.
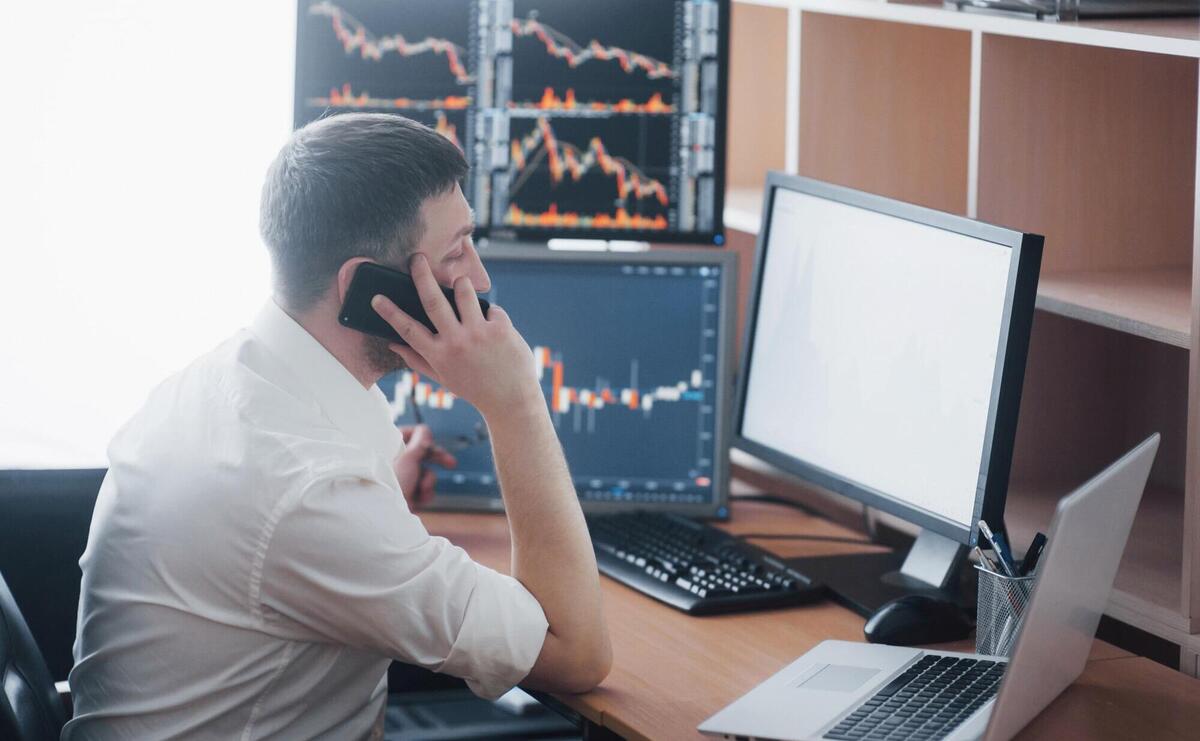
[339, 261, 491, 345]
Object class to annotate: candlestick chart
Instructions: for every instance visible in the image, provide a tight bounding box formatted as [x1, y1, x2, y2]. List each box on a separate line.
[294, 1, 475, 128]
[380, 257, 727, 507]
[503, 115, 672, 231]
[293, 0, 725, 241]
[507, 1, 679, 113]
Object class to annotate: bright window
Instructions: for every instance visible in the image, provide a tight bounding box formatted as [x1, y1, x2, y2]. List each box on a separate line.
[0, 1, 295, 467]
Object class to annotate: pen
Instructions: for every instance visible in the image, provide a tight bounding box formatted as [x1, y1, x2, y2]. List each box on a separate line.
[973, 545, 1000, 573]
[978, 520, 1018, 578]
[410, 385, 424, 425]
[1018, 533, 1047, 576]
[996, 615, 1020, 656]
[988, 524, 1018, 573]
[988, 527, 1008, 563]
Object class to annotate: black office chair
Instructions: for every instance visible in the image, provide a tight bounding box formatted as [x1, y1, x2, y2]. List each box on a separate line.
[0, 569, 67, 741]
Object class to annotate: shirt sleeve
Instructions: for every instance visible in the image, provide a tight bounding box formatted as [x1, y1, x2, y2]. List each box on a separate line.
[256, 472, 548, 700]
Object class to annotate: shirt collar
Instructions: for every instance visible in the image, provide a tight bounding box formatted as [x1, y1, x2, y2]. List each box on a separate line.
[248, 300, 402, 465]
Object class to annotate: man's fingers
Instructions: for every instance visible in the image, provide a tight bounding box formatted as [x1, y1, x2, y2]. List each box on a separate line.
[485, 304, 512, 328]
[428, 444, 457, 469]
[453, 276, 484, 325]
[372, 295, 435, 353]
[406, 424, 432, 453]
[388, 343, 438, 381]
[418, 469, 437, 504]
[409, 254, 458, 334]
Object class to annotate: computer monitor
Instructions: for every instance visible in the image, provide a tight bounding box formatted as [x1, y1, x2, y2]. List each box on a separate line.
[734, 173, 1043, 614]
[293, 0, 729, 244]
[382, 246, 738, 518]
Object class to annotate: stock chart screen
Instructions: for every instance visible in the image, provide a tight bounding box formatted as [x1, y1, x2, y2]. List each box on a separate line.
[378, 253, 730, 510]
[294, 0, 727, 243]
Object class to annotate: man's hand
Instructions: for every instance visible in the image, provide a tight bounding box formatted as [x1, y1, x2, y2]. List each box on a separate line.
[371, 254, 543, 422]
[392, 425, 457, 510]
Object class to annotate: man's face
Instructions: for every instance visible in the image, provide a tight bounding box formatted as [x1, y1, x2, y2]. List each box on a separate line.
[363, 183, 491, 374]
[411, 182, 490, 292]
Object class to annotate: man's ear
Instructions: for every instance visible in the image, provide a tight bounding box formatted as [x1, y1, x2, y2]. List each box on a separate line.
[335, 257, 376, 306]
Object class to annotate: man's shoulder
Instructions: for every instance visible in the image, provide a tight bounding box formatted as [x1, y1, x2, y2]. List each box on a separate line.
[113, 331, 373, 482]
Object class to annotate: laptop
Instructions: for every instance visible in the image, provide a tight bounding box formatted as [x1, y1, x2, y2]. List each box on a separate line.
[699, 434, 1159, 741]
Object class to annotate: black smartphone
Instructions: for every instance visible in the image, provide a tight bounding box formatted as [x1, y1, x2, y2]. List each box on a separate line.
[338, 261, 490, 344]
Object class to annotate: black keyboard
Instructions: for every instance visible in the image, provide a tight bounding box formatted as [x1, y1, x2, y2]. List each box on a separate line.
[824, 655, 1006, 741]
[586, 511, 823, 615]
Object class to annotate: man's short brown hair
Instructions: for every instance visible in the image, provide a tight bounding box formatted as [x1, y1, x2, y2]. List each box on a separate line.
[259, 113, 468, 312]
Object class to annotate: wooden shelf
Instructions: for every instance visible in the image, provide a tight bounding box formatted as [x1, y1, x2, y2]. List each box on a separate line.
[1036, 268, 1192, 349]
[1005, 479, 1188, 637]
[739, 0, 1200, 56]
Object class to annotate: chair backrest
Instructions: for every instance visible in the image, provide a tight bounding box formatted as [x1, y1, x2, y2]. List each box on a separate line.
[0, 469, 105, 681]
[0, 569, 66, 741]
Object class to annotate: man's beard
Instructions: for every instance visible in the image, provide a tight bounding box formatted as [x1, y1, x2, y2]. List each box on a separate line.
[364, 334, 409, 376]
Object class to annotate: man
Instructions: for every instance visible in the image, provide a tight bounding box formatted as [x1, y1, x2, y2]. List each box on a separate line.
[65, 113, 611, 739]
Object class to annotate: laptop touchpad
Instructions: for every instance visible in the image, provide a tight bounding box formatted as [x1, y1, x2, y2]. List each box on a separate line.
[793, 664, 880, 692]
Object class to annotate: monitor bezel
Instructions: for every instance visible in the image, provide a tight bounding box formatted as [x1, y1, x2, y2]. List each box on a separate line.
[292, 0, 730, 247]
[732, 172, 1043, 545]
[420, 245, 739, 519]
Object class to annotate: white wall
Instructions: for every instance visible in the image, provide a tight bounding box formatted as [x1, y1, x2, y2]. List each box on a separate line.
[0, 1, 295, 467]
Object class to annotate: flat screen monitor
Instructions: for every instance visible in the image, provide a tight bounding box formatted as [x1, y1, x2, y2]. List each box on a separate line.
[294, 0, 729, 244]
[382, 246, 738, 518]
[734, 173, 1043, 547]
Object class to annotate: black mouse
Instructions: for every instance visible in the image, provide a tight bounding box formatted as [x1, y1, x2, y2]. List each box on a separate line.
[863, 594, 972, 646]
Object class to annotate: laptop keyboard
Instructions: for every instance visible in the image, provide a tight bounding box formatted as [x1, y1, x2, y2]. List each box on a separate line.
[823, 655, 1005, 741]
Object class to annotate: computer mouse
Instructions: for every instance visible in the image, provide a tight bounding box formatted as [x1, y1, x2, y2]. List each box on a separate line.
[863, 594, 973, 646]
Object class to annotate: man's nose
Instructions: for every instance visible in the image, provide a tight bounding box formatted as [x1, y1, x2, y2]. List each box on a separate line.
[469, 249, 491, 292]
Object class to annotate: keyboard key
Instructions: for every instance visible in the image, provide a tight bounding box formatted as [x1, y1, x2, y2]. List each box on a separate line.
[875, 676, 915, 698]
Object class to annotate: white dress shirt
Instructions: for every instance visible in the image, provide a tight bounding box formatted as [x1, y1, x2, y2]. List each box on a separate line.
[63, 301, 548, 740]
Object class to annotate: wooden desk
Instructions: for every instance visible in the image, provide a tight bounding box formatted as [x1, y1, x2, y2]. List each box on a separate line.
[419, 499, 1200, 740]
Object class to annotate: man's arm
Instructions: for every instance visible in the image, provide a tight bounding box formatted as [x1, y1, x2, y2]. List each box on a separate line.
[485, 390, 611, 692]
[372, 254, 612, 693]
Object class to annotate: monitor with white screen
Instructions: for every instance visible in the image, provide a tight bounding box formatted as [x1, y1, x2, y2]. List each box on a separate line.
[734, 173, 1043, 614]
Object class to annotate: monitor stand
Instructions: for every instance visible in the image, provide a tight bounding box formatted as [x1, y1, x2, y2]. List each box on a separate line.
[789, 529, 972, 618]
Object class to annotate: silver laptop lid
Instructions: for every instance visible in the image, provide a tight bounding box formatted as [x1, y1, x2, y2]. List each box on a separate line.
[984, 434, 1159, 741]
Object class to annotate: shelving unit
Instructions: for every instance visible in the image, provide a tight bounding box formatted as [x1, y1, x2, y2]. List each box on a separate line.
[719, 0, 1200, 673]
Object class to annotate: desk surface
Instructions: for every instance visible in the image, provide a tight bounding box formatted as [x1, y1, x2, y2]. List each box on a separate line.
[419, 498, 1200, 740]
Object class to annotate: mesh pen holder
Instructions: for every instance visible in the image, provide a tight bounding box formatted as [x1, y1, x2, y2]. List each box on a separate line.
[975, 566, 1035, 657]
